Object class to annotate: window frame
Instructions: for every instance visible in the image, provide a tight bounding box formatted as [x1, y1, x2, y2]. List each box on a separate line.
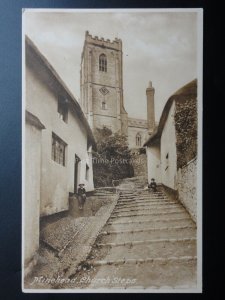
[99, 54, 107, 72]
[51, 132, 67, 166]
[101, 101, 107, 110]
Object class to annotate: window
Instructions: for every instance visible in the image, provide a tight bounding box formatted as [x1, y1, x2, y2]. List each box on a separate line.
[58, 97, 68, 123]
[51, 133, 67, 166]
[136, 133, 142, 147]
[102, 101, 106, 110]
[85, 164, 90, 181]
[99, 54, 107, 72]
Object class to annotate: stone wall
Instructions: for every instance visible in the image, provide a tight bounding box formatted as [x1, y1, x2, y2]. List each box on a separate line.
[24, 116, 43, 276]
[130, 149, 147, 178]
[146, 145, 161, 184]
[177, 158, 197, 222]
[160, 101, 177, 190]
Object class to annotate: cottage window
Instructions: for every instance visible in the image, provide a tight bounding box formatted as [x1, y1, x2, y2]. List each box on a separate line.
[52, 133, 67, 166]
[136, 133, 142, 147]
[85, 164, 90, 181]
[58, 97, 68, 123]
[99, 54, 107, 72]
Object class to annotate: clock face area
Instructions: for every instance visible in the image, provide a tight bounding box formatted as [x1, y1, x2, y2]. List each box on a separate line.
[99, 86, 109, 96]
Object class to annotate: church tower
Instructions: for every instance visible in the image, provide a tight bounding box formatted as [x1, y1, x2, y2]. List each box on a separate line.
[80, 31, 128, 136]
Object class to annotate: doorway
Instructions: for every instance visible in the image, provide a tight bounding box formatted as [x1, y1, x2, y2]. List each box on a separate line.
[74, 154, 81, 194]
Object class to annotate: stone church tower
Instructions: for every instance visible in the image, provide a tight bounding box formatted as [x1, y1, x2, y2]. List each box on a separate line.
[80, 31, 128, 136]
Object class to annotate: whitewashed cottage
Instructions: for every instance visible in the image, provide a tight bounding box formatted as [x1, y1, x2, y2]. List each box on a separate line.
[24, 36, 96, 275]
[144, 80, 197, 222]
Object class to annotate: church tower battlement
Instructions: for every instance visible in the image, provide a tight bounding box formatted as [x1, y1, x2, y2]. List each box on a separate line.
[80, 31, 128, 136]
[82, 31, 122, 52]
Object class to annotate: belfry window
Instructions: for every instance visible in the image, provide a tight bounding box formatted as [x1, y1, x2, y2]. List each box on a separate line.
[136, 133, 142, 147]
[99, 54, 107, 72]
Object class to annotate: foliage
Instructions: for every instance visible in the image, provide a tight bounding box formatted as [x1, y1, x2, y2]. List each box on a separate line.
[175, 97, 197, 169]
[93, 127, 134, 187]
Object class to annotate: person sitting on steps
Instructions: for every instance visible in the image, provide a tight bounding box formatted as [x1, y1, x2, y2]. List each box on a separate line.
[148, 178, 157, 192]
[77, 183, 86, 210]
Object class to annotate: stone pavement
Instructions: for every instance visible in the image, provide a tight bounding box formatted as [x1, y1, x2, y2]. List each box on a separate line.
[24, 190, 119, 289]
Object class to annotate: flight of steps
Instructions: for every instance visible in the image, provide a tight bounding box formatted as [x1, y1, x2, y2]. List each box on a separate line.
[85, 180, 197, 289]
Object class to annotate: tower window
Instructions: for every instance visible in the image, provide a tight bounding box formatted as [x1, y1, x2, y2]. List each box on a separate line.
[136, 133, 142, 147]
[102, 101, 107, 110]
[99, 54, 107, 72]
[52, 133, 67, 166]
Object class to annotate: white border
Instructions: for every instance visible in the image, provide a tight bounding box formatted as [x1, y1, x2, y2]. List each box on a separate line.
[22, 8, 203, 294]
[196, 9, 203, 293]
[22, 7, 26, 294]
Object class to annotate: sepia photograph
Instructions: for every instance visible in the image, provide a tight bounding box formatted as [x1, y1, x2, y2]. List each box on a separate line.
[22, 8, 202, 292]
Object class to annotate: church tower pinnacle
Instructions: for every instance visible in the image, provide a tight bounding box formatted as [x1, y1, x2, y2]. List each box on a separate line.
[146, 81, 155, 133]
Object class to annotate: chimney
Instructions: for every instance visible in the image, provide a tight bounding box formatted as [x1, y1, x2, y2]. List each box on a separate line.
[146, 81, 155, 133]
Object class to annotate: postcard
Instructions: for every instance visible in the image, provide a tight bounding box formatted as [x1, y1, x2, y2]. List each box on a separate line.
[22, 8, 202, 293]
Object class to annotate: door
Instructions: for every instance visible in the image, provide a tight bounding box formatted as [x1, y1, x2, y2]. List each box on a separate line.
[74, 154, 81, 194]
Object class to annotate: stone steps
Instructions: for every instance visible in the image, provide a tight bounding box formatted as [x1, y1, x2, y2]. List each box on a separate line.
[113, 205, 184, 214]
[89, 256, 197, 267]
[117, 200, 175, 206]
[106, 218, 195, 230]
[115, 203, 180, 210]
[96, 237, 196, 247]
[86, 258, 196, 289]
[91, 238, 196, 261]
[99, 227, 196, 244]
[109, 212, 190, 223]
[110, 211, 189, 219]
[73, 178, 197, 289]
[100, 225, 195, 235]
[119, 195, 165, 199]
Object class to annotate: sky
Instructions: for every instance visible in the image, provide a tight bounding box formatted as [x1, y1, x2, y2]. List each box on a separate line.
[24, 10, 199, 121]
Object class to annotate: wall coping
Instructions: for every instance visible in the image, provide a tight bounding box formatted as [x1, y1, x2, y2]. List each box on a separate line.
[179, 156, 197, 170]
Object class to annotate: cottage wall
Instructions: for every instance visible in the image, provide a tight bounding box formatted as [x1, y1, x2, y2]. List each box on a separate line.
[146, 145, 161, 184]
[160, 101, 177, 189]
[26, 65, 94, 217]
[24, 120, 42, 274]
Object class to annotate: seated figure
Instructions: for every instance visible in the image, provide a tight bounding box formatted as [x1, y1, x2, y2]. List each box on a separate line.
[148, 178, 157, 192]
